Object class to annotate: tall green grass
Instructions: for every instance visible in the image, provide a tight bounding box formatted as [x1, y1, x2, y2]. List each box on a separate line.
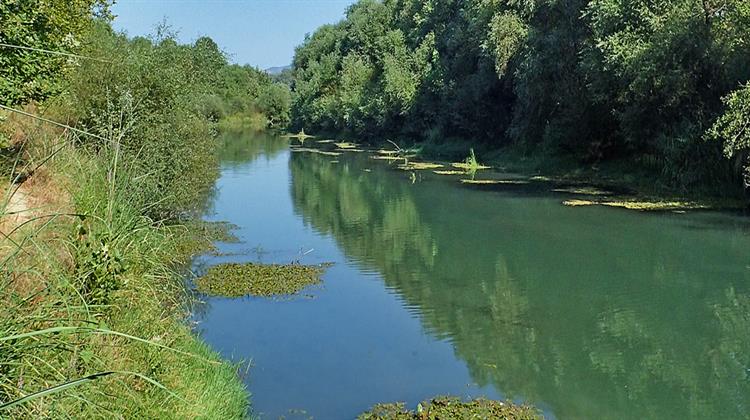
[0, 119, 248, 417]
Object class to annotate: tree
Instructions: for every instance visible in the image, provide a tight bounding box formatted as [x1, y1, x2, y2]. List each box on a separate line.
[707, 83, 750, 188]
[0, 0, 111, 105]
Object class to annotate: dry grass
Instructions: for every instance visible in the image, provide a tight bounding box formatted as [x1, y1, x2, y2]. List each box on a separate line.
[397, 162, 443, 170]
[433, 170, 465, 175]
[451, 162, 492, 170]
[562, 199, 710, 211]
[460, 179, 529, 185]
[290, 147, 342, 157]
[371, 155, 405, 161]
[552, 186, 612, 196]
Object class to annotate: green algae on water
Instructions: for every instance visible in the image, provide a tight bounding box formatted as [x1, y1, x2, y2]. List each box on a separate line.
[198, 221, 240, 243]
[196, 262, 331, 297]
[358, 397, 541, 420]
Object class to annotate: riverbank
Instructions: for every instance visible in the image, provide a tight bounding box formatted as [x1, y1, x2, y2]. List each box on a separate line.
[437, 143, 746, 212]
[0, 115, 248, 417]
[288, 134, 747, 212]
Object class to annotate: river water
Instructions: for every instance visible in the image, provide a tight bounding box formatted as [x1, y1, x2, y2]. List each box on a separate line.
[193, 131, 750, 419]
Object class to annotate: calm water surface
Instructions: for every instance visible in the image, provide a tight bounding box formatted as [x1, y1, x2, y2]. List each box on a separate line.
[194, 132, 750, 419]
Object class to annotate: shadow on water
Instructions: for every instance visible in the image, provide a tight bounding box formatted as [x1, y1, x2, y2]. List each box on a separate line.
[196, 132, 750, 419]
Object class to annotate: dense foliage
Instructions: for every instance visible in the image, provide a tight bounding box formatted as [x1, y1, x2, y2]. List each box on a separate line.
[0, 0, 110, 105]
[291, 0, 750, 194]
[50, 24, 289, 219]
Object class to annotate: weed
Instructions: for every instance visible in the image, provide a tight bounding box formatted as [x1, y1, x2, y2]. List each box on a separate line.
[195, 262, 331, 297]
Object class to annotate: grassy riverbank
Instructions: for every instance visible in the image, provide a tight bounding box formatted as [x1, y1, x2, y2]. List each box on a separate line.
[0, 115, 248, 417]
[0, 4, 293, 415]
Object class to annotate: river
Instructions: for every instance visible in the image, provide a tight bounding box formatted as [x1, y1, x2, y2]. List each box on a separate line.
[193, 131, 750, 419]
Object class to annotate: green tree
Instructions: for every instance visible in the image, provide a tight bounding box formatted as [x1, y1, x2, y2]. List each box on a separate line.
[0, 0, 111, 105]
[707, 83, 750, 188]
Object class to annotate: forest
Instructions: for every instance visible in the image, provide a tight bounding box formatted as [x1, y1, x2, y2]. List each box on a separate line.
[290, 0, 750, 196]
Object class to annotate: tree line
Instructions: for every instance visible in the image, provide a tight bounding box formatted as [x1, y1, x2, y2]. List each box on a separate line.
[290, 0, 750, 194]
[1, 0, 291, 217]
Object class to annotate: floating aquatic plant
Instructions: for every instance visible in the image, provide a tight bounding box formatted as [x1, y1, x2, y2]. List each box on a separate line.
[371, 155, 405, 161]
[552, 186, 612, 196]
[397, 162, 443, 170]
[358, 397, 541, 420]
[562, 199, 709, 211]
[195, 262, 332, 297]
[334, 142, 358, 149]
[285, 129, 315, 140]
[460, 179, 529, 185]
[452, 149, 491, 171]
[290, 147, 342, 156]
[433, 170, 465, 175]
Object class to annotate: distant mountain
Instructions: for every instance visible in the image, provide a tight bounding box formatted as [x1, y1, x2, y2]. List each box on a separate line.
[265, 65, 291, 75]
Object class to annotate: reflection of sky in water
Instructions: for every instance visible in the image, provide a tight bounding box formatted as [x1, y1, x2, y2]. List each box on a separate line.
[195, 133, 750, 420]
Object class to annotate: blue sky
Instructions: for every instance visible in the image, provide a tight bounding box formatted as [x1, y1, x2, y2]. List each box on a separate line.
[111, 0, 356, 69]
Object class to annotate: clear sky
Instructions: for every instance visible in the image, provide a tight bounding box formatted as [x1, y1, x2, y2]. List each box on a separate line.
[111, 0, 356, 69]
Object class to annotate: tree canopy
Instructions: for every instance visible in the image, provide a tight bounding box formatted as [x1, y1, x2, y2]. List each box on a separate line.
[291, 0, 750, 194]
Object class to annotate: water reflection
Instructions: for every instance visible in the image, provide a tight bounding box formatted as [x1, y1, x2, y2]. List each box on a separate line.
[289, 151, 750, 419]
[217, 130, 288, 168]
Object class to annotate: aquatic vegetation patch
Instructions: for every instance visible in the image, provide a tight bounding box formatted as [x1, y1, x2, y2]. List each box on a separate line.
[195, 221, 240, 243]
[552, 186, 612, 196]
[284, 129, 315, 140]
[451, 148, 491, 171]
[290, 147, 342, 157]
[336, 148, 366, 153]
[433, 170, 466, 175]
[371, 155, 405, 161]
[376, 149, 399, 155]
[174, 220, 241, 257]
[397, 162, 444, 170]
[562, 199, 710, 211]
[451, 162, 492, 170]
[195, 262, 331, 297]
[358, 397, 541, 420]
[316, 139, 335, 143]
[461, 179, 529, 185]
[334, 142, 358, 149]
